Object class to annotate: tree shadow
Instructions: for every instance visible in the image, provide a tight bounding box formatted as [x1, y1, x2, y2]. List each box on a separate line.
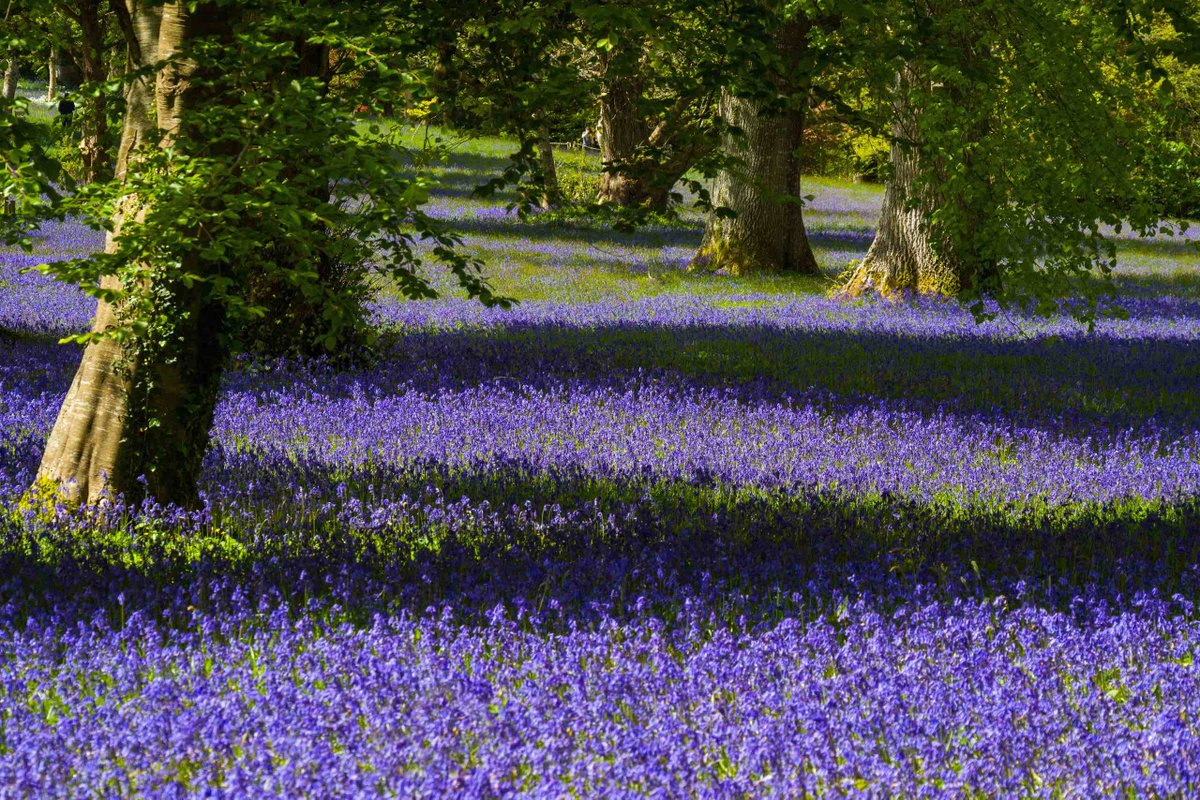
[3, 288, 1199, 630]
[1114, 235, 1200, 259]
[337, 316, 1200, 440]
[3, 450, 1198, 631]
[445, 216, 704, 248]
[426, 168, 522, 201]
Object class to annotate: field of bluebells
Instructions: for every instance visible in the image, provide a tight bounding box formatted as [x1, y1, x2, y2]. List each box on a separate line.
[2, 134, 1200, 797]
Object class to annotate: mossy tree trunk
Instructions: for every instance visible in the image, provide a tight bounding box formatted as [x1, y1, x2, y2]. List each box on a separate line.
[690, 92, 818, 275]
[690, 20, 819, 276]
[842, 67, 947, 296]
[36, 1, 232, 508]
[843, 62, 995, 298]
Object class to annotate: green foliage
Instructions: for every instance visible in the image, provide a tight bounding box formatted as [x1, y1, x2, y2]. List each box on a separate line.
[1131, 4, 1200, 217]
[889, 0, 1196, 325]
[0, 97, 65, 245]
[847, 131, 889, 180]
[9, 2, 511, 360]
[555, 152, 602, 206]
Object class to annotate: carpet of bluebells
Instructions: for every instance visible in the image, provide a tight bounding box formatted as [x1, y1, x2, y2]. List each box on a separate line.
[2, 137, 1200, 797]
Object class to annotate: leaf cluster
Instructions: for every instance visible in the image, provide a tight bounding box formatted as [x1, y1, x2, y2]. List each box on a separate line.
[10, 1, 510, 357]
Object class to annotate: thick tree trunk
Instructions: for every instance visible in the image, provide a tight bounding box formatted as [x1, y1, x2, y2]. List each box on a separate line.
[77, 4, 110, 183]
[595, 38, 711, 210]
[691, 91, 819, 275]
[843, 65, 969, 297]
[36, 2, 231, 508]
[691, 19, 819, 275]
[536, 132, 559, 209]
[597, 72, 658, 206]
[2, 58, 17, 101]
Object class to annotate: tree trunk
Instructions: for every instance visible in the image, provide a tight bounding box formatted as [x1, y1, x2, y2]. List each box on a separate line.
[108, 43, 125, 85]
[76, 2, 110, 182]
[2, 58, 14, 213]
[2, 58, 17, 101]
[594, 37, 712, 211]
[842, 65, 965, 297]
[536, 131, 559, 209]
[597, 72, 657, 206]
[47, 49, 58, 101]
[36, 2, 232, 508]
[690, 19, 819, 275]
[691, 91, 819, 275]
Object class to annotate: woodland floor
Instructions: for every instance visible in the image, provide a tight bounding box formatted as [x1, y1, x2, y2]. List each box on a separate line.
[1, 126, 1199, 797]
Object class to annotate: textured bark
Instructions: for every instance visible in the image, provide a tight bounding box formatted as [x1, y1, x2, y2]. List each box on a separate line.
[2, 58, 16, 101]
[692, 92, 818, 276]
[597, 71, 656, 206]
[691, 20, 819, 276]
[536, 132, 559, 209]
[76, 3, 111, 182]
[37, 1, 231, 507]
[843, 66, 976, 297]
[595, 48, 706, 210]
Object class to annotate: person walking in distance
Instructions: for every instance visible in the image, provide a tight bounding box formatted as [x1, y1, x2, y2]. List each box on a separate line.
[57, 93, 76, 129]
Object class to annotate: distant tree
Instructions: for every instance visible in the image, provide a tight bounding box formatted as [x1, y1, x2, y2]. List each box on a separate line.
[1, 58, 15, 102]
[584, 2, 738, 209]
[46, 0, 117, 182]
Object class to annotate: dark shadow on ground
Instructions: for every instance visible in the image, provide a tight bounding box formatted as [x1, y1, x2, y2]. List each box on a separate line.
[4, 313, 1199, 630]
[446, 216, 704, 248]
[6, 294, 1199, 447]
[1111, 272, 1200, 299]
[329, 317, 1200, 440]
[1115, 236, 1200, 259]
[2, 449, 1198, 630]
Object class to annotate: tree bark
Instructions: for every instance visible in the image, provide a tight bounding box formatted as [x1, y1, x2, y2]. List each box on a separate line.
[2, 58, 17, 102]
[691, 91, 820, 275]
[594, 39, 712, 210]
[2, 56, 14, 213]
[76, 2, 111, 182]
[597, 71, 655, 206]
[536, 131, 559, 209]
[691, 90, 819, 275]
[47, 49, 58, 101]
[842, 64, 985, 297]
[690, 19, 819, 276]
[36, 1, 232, 508]
[844, 65, 964, 297]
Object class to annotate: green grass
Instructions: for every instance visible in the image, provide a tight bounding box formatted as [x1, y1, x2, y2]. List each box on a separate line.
[384, 124, 1200, 308]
